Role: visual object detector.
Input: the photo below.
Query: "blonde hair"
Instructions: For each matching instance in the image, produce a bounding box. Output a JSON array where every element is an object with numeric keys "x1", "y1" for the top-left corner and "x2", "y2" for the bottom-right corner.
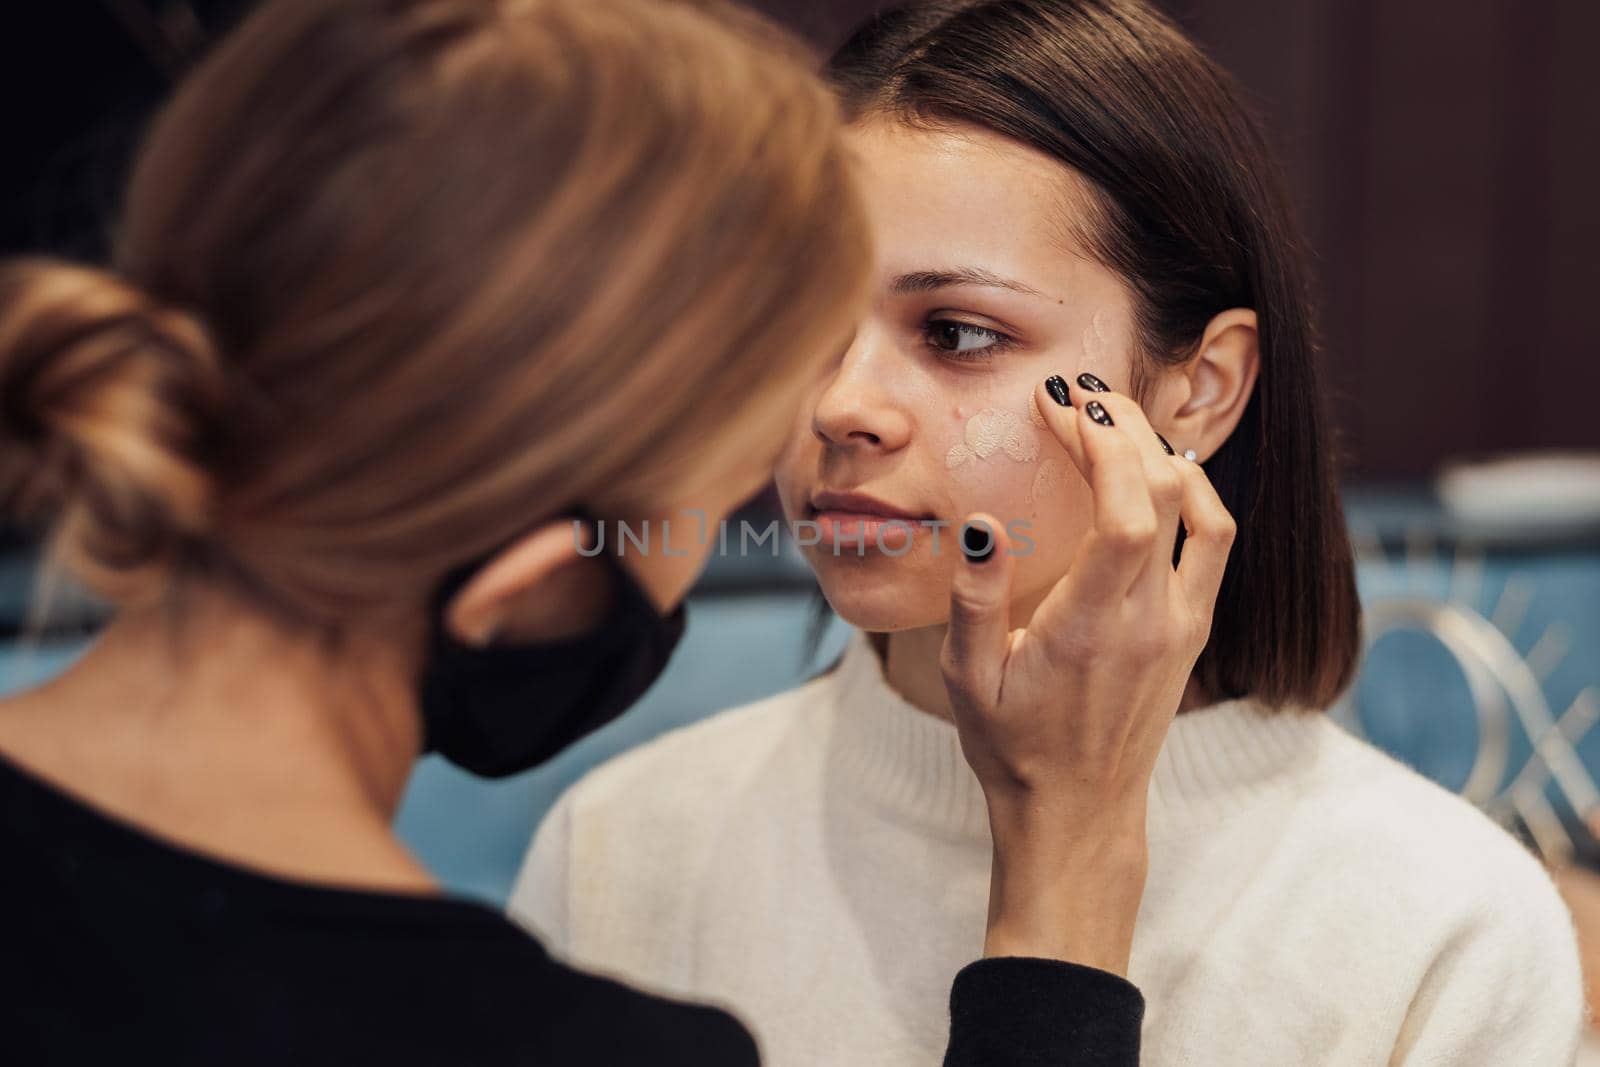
[{"x1": 0, "y1": 0, "x2": 869, "y2": 628}]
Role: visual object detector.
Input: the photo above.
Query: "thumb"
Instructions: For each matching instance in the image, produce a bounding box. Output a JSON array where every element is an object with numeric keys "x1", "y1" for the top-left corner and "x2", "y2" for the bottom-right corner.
[{"x1": 942, "y1": 512, "x2": 1015, "y2": 713}]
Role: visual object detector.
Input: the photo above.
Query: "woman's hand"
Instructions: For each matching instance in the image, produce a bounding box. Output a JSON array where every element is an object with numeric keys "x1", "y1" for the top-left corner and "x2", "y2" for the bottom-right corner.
[{"x1": 941, "y1": 374, "x2": 1236, "y2": 975}]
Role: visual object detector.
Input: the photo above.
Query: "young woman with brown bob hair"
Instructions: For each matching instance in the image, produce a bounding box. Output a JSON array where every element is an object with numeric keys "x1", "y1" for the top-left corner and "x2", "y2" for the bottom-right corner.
[
  {"x1": 0, "y1": 0, "x2": 1239, "y2": 1063},
  {"x1": 514, "y1": 1, "x2": 1586, "y2": 1063}
]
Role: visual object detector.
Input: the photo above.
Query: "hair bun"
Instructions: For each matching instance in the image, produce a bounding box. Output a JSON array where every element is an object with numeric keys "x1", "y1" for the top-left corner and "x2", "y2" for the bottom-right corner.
[{"x1": 0, "y1": 258, "x2": 225, "y2": 604}]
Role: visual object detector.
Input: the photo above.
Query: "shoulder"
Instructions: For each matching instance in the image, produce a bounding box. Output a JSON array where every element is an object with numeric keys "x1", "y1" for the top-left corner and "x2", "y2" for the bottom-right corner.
[
  {"x1": 1312, "y1": 734, "x2": 1591, "y2": 1054},
  {"x1": 394, "y1": 925, "x2": 760, "y2": 1064},
  {"x1": 1256, "y1": 722, "x2": 1586, "y2": 1053},
  {"x1": 1316, "y1": 727, "x2": 1555, "y2": 885},
  {"x1": 528, "y1": 949, "x2": 760, "y2": 1065},
  {"x1": 1309, "y1": 724, "x2": 1579, "y2": 964}
]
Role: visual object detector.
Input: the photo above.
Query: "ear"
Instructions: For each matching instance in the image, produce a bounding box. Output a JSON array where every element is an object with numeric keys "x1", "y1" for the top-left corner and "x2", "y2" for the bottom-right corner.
[
  {"x1": 1164, "y1": 308, "x2": 1260, "y2": 462},
  {"x1": 444, "y1": 520, "x2": 611, "y2": 646}
]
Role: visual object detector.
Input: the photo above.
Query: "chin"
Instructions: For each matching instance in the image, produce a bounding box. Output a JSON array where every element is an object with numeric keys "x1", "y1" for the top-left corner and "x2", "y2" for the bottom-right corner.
[{"x1": 810, "y1": 553, "x2": 950, "y2": 632}]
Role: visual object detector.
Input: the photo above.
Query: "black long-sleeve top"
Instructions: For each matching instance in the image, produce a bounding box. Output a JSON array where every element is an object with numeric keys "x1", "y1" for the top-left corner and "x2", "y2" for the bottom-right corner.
[{"x1": 0, "y1": 750, "x2": 1142, "y2": 1065}]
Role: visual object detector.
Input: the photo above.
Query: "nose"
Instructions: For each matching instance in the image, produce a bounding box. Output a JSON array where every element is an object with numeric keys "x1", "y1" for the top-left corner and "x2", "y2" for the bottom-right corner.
[{"x1": 810, "y1": 327, "x2": 913, "y2": 453}]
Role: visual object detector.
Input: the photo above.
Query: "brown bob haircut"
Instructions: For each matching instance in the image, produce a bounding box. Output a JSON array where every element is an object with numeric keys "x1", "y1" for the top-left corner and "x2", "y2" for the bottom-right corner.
[{"x1": 827, "y1": 0, "x2": 1361, "y2": 711}]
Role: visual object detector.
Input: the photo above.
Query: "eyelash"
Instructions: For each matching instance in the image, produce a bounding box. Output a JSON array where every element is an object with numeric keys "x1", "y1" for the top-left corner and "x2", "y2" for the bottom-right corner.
[{"x1": 923, "y1": 319, "x2": 1017, "y2": 364}]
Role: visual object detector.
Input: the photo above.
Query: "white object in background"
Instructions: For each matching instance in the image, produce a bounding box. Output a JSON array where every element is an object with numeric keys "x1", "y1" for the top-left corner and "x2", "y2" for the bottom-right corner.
[{"x1": 1437, "y1": 451, "x2": 1600, "y2": 530}]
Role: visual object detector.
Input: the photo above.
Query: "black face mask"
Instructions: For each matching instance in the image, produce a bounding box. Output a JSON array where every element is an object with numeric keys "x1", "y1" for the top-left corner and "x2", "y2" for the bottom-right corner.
[{"x1": 417, "y1": 517, "x2": 687, "y2": 778}]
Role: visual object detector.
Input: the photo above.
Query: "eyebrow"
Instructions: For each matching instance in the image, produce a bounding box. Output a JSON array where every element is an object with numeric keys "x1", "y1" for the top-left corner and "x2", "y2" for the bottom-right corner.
[{"x1": 889, "y1": 267, "x2": 1046, "y2": 299}]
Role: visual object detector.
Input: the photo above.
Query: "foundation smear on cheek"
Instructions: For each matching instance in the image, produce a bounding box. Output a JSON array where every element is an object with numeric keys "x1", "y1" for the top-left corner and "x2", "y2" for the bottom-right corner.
[
  {"x1": 946, "y1": 407, "x2": 1040, "y2": 469},
  {"x1": 1024, "y1": 396, "x2": 1060, "y2": 503},
  {"x1": 1082, "y1": 308, "x2": 1109, "y2": 362},
  {"x1": 1028, "y1": 458, "x2": 1067, "y2": 505}
]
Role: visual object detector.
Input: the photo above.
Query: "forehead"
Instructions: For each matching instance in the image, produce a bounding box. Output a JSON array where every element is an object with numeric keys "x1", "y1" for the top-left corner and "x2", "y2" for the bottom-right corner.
[{"x1": 843, "y1": 117, "x2": 1100, "y2": 292}]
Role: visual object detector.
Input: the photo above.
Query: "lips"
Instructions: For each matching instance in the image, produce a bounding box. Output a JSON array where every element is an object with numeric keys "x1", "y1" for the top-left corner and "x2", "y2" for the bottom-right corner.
[
  {"x1": 809, "y1": 490, "x2": 926, "y2": 521},
  {"x1": 807, "y1": 490, "x2": 931, "y2": 551}
]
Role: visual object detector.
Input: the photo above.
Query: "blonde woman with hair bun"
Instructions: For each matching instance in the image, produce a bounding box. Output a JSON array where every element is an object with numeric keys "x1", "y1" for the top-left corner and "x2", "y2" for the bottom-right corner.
[{"x1": 0, "y1": 0, "x2": 1231, "y2": 1063}]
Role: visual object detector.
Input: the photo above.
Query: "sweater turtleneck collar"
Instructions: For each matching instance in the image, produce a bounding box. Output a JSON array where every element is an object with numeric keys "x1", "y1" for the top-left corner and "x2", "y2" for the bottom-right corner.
[{"x1": 825, "y1": 630, "x2": 1340, "y2": 841}]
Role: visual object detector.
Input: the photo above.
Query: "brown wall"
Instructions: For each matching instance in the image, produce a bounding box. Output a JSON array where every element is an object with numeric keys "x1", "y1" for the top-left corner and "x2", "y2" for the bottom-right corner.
[
  {"x1": 7, "y1": 2, "x2": 1596, "y2": 482},
  {"x1": 751, "y1": 0, "x2": 1600, "y2": 480}
]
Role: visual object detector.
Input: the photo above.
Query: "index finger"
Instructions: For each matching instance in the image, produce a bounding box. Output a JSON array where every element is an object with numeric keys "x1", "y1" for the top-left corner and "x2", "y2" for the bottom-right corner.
[
  {"x1": 1032, "y1": 383, "x2": 1160, "y2": 607},
  {"x1": 1033, "y1": 377, "x2": 1086, "y2": 473}
]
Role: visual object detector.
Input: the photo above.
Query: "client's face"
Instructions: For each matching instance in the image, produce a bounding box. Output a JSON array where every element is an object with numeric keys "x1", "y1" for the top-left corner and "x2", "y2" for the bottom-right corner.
[{"x1": 774, "y1": 118, "x2": 1146, "y2": 631}]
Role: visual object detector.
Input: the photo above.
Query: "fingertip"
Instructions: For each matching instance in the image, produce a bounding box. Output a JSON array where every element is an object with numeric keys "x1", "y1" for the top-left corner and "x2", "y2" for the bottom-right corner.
[
  {"x1": 1041, "y1": 374, "x2": 1073, "y2": 409},
  {"x1": 1036, "y1": 376, "x2": 1089, "y2": 466},
  {"x1": 1075, "y1": 401, "x2": 1114, "y2": 448},
  {"x1": 958, "y1": 513, "x2": 1000, "y2": 564}
]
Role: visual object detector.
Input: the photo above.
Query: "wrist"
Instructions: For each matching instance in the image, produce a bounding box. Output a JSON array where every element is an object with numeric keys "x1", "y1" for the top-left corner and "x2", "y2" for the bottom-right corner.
[
  {"x1": 983, "y1": 860, "x2": 1147, "y2": 973},
  {"x1": 986, "y1": 792, "x2": 1150, "y2": 861},
  {"x1": 982, "y1": 811, "x2": 1150, "y2": 975}
]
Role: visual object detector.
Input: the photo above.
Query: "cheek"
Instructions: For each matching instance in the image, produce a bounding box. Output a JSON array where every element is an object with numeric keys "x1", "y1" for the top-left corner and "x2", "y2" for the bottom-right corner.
[
  {"x1": 936, "y1": 388, "x2": 1095, "y2": 602},
  {"x1": 1013, "y1": 475, "x2": 1094, "y2": 575},
  {"x1": 1082, "y1": 308, "x2": 1110, "y2": 362},
  {"x1": 938, "y1": 393, "x2": 1050, "y2": 523}
]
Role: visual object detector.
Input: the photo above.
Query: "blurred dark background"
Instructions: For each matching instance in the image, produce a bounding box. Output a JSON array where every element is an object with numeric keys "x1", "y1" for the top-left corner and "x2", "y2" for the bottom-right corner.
[{"x1": 6, "y1": 1, "x2": 1598, "y2": 480}]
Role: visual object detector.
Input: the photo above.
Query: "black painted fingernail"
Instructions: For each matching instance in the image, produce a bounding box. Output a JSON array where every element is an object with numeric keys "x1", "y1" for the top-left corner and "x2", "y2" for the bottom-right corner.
[
  {"x1": 1076, "y1": 372, "x2": 1110, "y2": 393},
  {"x1": 1085, "y1": 400, "x2": 1114, "y2": 426},
  {"x1": 961, "y1": 522, "x2": 994, "y2": 562},
  {"x1": 1044, "y1": 375, "x2": 1072, "y2": 407},
  {"x1": 1155, "y1": 431, "x2": 1175, "y2": 455}
]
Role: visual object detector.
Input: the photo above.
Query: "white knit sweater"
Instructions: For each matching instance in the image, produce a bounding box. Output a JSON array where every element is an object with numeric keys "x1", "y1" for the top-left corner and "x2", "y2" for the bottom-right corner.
[{"x1": 509, "y1": 631, "x2": 1587, "y2": 1066}]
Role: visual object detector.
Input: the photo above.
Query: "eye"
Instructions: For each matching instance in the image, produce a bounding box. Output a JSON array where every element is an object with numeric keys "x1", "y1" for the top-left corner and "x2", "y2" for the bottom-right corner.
[{"x1": 924, "y1": 319, "x2": 1015, "y2": 364}]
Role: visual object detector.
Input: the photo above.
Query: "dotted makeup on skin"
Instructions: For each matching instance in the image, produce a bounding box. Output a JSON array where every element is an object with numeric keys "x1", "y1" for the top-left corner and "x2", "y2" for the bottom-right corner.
[
  {"x1": 949, "y1": 414, "x2": 1030, "y2": 468},
  {"x1": 946, "y1": 407, "x2": 1040, "y2": 470},
  {"x1": 947, "y1": 443, "x2": 976, "y2": 469}
]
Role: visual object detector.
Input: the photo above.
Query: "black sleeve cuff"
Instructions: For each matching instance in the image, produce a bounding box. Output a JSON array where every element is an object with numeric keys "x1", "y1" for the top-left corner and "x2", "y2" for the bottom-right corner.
[{"x1": 943, "y1": 956, "x2": 1144, "y2": 1066}]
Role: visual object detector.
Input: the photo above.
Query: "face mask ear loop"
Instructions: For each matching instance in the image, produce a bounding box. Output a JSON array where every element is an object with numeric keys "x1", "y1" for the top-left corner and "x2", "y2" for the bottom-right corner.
[
  {"x1": 416, "y1": 507, "x2": 690, "y2": 777},
  {"x1": 446, "y1": 508, "x2": 604, "y2": 651}
]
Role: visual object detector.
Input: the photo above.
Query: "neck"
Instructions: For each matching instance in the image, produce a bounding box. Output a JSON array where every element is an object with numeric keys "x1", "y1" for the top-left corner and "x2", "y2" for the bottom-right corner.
[
  {"x1": 2, "y1": 585, "x2": 429, "y2": 888},
  {"x1": 882, "y1": 623, "x2": 1212, "y2": 722},
  {"x1": 115, "y1": 590, "x2": 420, "y2": 811}
]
